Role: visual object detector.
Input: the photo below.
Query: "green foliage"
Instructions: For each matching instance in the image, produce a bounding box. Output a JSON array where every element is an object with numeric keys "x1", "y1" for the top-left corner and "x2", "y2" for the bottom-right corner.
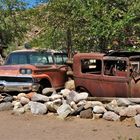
[
  {"x1": 37, "y1": 0, "x2": 140, "y2": 52},
  {"x1": 1, "y1": 0, "x2": 140, "y2": 53},
  {"x1": 0, "y1": 0, "x2": 27, "y2": 51}
]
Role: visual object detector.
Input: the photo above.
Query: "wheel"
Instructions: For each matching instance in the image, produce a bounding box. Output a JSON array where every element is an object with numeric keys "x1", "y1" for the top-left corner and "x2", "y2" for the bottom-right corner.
[{"x1": 76, "y1": 86, "x2": 91, "y2": 96}]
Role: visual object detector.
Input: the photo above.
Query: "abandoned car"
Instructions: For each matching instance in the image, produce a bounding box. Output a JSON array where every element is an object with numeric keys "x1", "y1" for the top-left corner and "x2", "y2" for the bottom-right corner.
[
  {"x1": 0, "y1": 49, "x2": 68, "y2": 92},
  {"x1": 73, "y1": 51, "x2": 140, "y2": 97}
]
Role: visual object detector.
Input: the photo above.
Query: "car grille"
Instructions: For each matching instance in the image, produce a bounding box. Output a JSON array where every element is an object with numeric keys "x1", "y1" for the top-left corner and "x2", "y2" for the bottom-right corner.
[{"x1": 0, "y1": 76, "x2": 33, "y2": 83}]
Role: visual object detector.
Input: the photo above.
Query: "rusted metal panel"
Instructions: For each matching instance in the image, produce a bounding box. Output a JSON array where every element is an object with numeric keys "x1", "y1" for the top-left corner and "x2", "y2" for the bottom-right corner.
[{"x1": 73, "y1": 52, "x2": 140, "y2": 97}]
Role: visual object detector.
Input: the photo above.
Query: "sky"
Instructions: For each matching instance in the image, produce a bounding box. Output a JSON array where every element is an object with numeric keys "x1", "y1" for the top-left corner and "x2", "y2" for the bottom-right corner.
[
  {"x1": 23, "y1": 0, "x2": 48, "y2": 8},
  {"x1": 24, "y1": 0, "x2": 38, "y2": 7}
]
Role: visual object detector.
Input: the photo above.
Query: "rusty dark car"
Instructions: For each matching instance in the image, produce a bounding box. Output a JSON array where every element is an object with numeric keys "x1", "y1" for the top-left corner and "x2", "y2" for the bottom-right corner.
[
  {"x1": 73, "y1": 51, "x2": 140, "y2": 97},
  {"x1": 0, "y1": 49, "x2": 68, "y2": 92}
]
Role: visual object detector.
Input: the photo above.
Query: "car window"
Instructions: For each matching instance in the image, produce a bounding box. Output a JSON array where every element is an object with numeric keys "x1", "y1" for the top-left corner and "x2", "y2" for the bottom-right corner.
[
  {"x1": 5, "y1": 52, "x2": 54, "y2": 65},
  {"x1": 54, "y1": 55, "x2": 63, "y2": 64},
  {"x1": 130, "y1": 62, "x2": 139, "y2": 72},
  {"x1": 62, "y1": 54, "x2": 68, "y2": 63},
  {"x1": 104, "y1": 60, "x2": 127, "y2": 77},
  {"x1": 54, "y1": 53, "x2": 68, "y2": 64},
  {"x1": 48, "y1": 55, "x2": 54, "y2": 63},
  {"x1": 81, "y1": 59, "x2": 102, "y2": 74},
  {"x1": 6, "y1": 53, "x2": 28, "y2": 64}
]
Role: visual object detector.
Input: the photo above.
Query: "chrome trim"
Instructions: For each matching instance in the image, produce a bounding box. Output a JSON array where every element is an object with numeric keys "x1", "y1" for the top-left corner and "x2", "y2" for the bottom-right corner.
[{"x1": 0, "y1": 81, "x2": 39, "y2": 92}]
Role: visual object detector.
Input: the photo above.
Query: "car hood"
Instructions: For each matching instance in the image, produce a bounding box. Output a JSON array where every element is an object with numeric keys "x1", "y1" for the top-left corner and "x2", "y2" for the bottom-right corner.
[
  {"x1": 0, "y1": 65, "x2": 36, "y2": 76},
  {"x1": 0, "y1": 64, "x2": 57, "y2": 76}
]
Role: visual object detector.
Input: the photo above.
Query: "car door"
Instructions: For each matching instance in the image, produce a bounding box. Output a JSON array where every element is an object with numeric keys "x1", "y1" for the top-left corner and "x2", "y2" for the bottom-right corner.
[
  {"x1": 52, "y1": 53, "x2": 68, "y2": 87},
  {"x1": 129, "y1": 56, "x2": 140, "y2": 97},
  {"x1": 76, "y1": 57, "x2": 103, "y2": 96},
  {"x1": 101, "y1": 56, "x2": 129, "y2": 97}
]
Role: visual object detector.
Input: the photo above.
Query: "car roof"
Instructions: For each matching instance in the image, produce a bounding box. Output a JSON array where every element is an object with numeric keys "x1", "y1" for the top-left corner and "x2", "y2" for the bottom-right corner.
[
  {"x1": 11, "y1": 49, "x2": 67, "y2": 54},
  {"x1": 74, "y1": 53, "x2": 105, "y2": 58},
  {"x1": 12, "y1": 49, "x2": 40, "y2": 53},
  {"x1": 105, "y1": 51, "x2": 140, "y2": 57}
]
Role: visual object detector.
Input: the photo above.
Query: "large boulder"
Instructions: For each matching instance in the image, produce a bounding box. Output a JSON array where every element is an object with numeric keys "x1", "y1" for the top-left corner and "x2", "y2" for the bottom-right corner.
[
  {"x1": 29, "y1": 101, "x2": 48, "y2": 115},
  {"x1": 20, "y1": 97, "x2": 30, "y2": 105},
  {"x1": 12, "y1": 101, "x2": 22, "y2": 110},
  {"x1": 70, "y1": 101, "x2": 78, "y2": 110},
  {"x1": 74, "y1": 92, "x2": 88, "y2": 103},
  {"x1": 57, "y1": 100, "x2": 72, "y2": 119},
  {"x1": 42, "y1": 88, "x2": 55, "y2": 96},
  {"x1": 65, "y1": 80, "x2": 75, "y2": 90},
  {"x1": 17, "y1": 93, "x2": 27, "y2": 100},
  {"x1": 70, "y1": 105, "x2": 84, "y2": 116},
  {"x1": 24, "y1": 104, "x2": 30, "y2": 112},
  {"x1": 91, "y1": 101, "x2": 104, "y2": 107},
  {"x1": 49, "y1": 93, "x2": 63, "y2": 101},
  {"x1": 3, "y1": 96, "x2": 13, "y2": 102},
  {"x1": 77, "y1": 100, "x2": 87, "y2": 107},
  {"x1": 60, "y1": 89, "x2": 71, "y2": 97},
  {"x1": 26, "y1": 92, "x2": 36, "y2": 99},
  {"x1": 103, "y1": 111, "x2": 120, "y2": 121},
  {"x1": 93, "y1": 113, "x2": 103, "y2": 119},
  {"x1": 0, "y1": 102, "x2": 13, "y2": 111},
  {"x1": 31, "y1": 93, "x2": 49, "y2": 102},
  {"x1": 93, "y1": 106, "x2": 107, "y2": 114},
  {"x1": 0, "y1": 94, "x2": 4, "y2": 102},
  {"x1": 105, "y1": 100, "x2": 118, "y2": 111},
  {"x1": 45, "y1": 102, "x2": 56, "y2": 112},
  {"x1": 134, "y1": 114, "x2": 140, "y2": 127},
  {"x1": 119, "y1": 106, "x2": 137, "y2": 117},
  {"x1": 128, "y1": 98, "x2": 140, "y2": 104},
  {"x1": 12, "y1": 107, "x2": 25, "y2": 115},
  {"x1": 45, "y1": 98, "x2": 62, "y2": 112},
  {"x1": 135, "y1": 105, "x2": 140, "y2": 114},
  {"x1": 112, "y1": 107, "x2": 125, "y2": 115},
  {"x1": 80, "y1": 108, "x2": 93, "y2": 119},
  {"x1": 117, "y1": 98, "x2": 135, "y2": 106},
  {"x1": 84, "y1": 101, "x2": 103, "y2": 109},
  {"x1": 45, "y1": 101, "x2": 60, "y2": 112},
  {"x1": 105, "y1": 100, "x2": 123, "y2": 114},
  {"x1": 65, "y1": 90, "x2": 77, "y2": 103},
  {"x1": 66, "y1": 91, "x2": 88, "y2": 103},
  {"x1": 53, "y1": 98, "x2": 62, "y2": 106}
]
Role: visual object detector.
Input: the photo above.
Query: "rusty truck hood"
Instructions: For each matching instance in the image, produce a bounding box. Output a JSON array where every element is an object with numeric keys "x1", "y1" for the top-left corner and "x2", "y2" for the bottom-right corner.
[
  {"x1": 0, "y1": 65, "x2": 36, "y2": 76},
  {"x1": 0, "y1": 64, "x2": 57, "y2": 76}
]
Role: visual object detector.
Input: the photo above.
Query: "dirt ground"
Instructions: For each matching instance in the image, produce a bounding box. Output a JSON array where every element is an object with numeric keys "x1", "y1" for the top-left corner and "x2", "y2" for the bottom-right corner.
[{"x1": 0, "y1": 111, "x2": 140, "y2": 140}]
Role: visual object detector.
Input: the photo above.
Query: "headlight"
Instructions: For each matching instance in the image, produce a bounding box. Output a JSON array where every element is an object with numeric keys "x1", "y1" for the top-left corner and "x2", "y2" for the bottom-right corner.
[
  {"x1": 20, "y1": 69, "x2": 26, "y2": 74},
  {"x1": 20, "y1": 68, "x2": 32, "y2": 74},
  {"x1": 26, "y1": 69, "x2": 32, "y2": 74}
]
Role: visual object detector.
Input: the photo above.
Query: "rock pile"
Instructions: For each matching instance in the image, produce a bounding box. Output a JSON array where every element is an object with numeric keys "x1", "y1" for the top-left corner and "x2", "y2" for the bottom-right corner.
[{"x1": 0, "y1": 83, "x2": 140, "y2": 127}]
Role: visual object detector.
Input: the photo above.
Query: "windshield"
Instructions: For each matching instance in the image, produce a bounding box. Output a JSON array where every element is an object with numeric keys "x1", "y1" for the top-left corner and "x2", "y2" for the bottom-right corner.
[{"x1": 5, "y1": 51, "x2": 54, "y2": 65}]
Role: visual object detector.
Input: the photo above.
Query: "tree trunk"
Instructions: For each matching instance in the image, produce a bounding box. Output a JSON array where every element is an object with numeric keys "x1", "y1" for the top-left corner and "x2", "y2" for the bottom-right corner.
[
  {"x1": 99, "y1": 36, "x2": 108, "y2": 53},
  {"x1": 66, "y1": 28, "x2": 72, "y2": 59}
]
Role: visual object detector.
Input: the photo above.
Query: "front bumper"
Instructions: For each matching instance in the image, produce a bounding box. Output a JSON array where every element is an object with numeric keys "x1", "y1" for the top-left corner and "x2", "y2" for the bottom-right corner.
[
  {"x1": 0, "y1": 82, "x2": 39, "y2": 92},
  {"x1": 0, "y1": 76, "x2": 40, "y2": 92}
]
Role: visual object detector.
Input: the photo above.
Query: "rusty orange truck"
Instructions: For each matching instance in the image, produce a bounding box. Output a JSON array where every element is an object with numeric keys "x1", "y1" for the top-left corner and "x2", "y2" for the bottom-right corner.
[{"x1": 0, "y1": 49, "x2": 68, "y2": 93}]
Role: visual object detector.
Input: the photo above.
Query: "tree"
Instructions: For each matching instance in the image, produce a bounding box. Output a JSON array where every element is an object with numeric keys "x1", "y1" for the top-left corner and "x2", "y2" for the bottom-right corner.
[
  {"x1": 0, "y1": 0, "x2": 27, "y2": 56},
  {"x1": 38, "y1": 0, "x2": 140, "y2": 52}
]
